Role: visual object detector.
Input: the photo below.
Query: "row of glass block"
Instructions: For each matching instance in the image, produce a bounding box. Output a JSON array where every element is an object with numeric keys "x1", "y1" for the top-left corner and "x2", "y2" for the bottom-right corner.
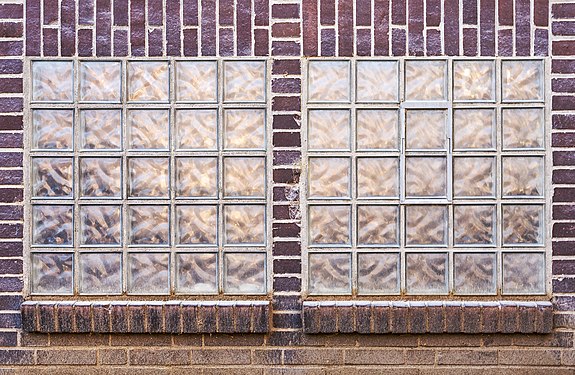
[
  {"x1": 308, "y1": 252, "x2": 545, "y2": 295},
  {"x1": 31, "y1": 252, "x2": 266, "y2": 295}
]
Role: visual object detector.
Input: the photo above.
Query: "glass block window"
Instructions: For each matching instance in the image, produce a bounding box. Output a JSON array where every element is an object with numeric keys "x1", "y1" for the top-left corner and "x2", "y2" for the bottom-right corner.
[
  {"x1": 304, "y1": 59, "x2": 548, "y2": 296},
  {"x1": 28, "y1": 59, "x2": 269, "y2": 295}
]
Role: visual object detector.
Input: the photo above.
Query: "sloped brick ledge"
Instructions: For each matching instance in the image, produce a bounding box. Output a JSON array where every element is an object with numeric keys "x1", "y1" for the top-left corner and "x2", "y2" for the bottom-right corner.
[
  {"x1": 21, "y1": 301, "x2": 270, "y2": 334},
  {"x1": 303, "y1": 301, "x2": 553, "y2": 334}
]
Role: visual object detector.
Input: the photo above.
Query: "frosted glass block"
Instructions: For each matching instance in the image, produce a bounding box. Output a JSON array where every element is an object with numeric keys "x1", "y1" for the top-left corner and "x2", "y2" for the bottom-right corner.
[
  {"x1": 406, "y1": 253, "x2": 448, "y2": 294},
  {"x1": 224, "y1": 109, "x2": 266, "y2": 149},
  {"x1": 453, "y1": 157, "x2": 495, "y2": 197},
  {"x1": 309, "y1": 205, "x2": 350, "y2": 245},
  {"x1": 32, "y1": 109, "x2": 73, "y2": 149},
  {"x1": 503, "y1": 205, "x2": 544, "y2": 245},
  {"x1": 128, "y1": 158, "x2": 169, "y2": 197},
  {"x1": 176, "y1": 109, "x2": 217, "y2": 150},
  {"x1": 502, "y1": 60, "x2": 543, "y2": 101},
  {"x1": 309, "y1": 253, "x2": 351, "y2": 294},
  {"x1": 405, "y1": 110, "x2": 447, "y2": 150},
  {"x1": 406, "y1": 205, "x2": 447, "y2": 246},
  {"x1": 80, "y1": 205, "x2": 122, "y2": 245},
  {"x1": 127, "y1": 109, "x2": 169, "y2": 149},
  {"x1": 127, "y1": 61, "x2": 169, "y2": 101},
  {"x1": 357, "y1": 158, "x2": 399, "y2": 198},
  {"x1": 32, "y1": 61, "x2": 73, "y2": 102},
  {"x1": 32, "y1": 205, "x2": 73, "y2": 246},
  {"x1": 308, "y1": 60, "x2": 351, "y2": 102},
  {"x1": 356, "y1": 110, "x2": 398, "y2": 150},
  {"x1": 128, "y1": 206, "x2": 169, "y2": 245},
  {"x1": 405, "y1": 60, "x2": 446, "y2": 100},
  {"x1": 224, "y1": 157, "x2": 266, "y2": 198},
  {"x1": 356, "y1": 60, "x2": 399, "y2": 102},
  {"x1": 502, "y1": 108, "x2": 544, "y2": 149},
  {"x1": 454, "y1": 253, "x2": 496, "y2": 294},
  {"x1": 453, "y1": 109, "x2": 495, "y2": 149},
  {"x1": 223, "y1": 60, "x2": 266, "y2": 102},
  {"x1": 176, "y1": 157, "x2": 218, "y2": 197},
  {"x1": 176, "y1": 205, "x2": 217, "y2": 245},
  {"x1": 503, "y1": 253, "x2": 545, "y2": 294},
  {"x1": 453, "y1": 60, "x2": 495, "y2": 101},
  {"x1": 32, "y1": 157, "x2": 73, "y2": 197},
  {"x1": 358, "y1": 253, "x2": 400, "y2": 294},
  {"x1": 80, "y1": 158, "x2": 122, "y2": 198},
  {"x1": 79, "y1": 61, "x2": 122, "y2": 102},
  {"x1": 31, "y1": 253, "x2": 73, "y2": 294},
  {"x1": 454, "y1": 205, "x2": 496, "y2": 245},
  {"x1": 128, "y1": 253, "x2": 169, "y2": 294},
  {"x1": 308, "y1": 157, "x2": 350, "y2": 198},
  {"x1": 405, "y1": 157, "x2": 447, "y2": 197},
  {"x1": 308, "y1": 110, "x2": 350, "y2": 150},
  {"x1": 176, "y1": 253, "x2": 218, "y2": 293},
  {"x1": 224, "y1": 253, "x2": 266, "y2": 294},
  {"x1": 79, "y1": 253, "x2": 122, "y2": 294},
  {"x1": 224, "y1": 205, "x2": 265, "y2": 245},
  {"x1": 357, "y1": 205, "x2": 399, "y2": 246},
  {"x1": 175, "y1": 61, "x2": 218, "y2": 102},
  {"x1": 502, "y1": 156, "x2": 544, "y2": 197},
  {"x1": 80, "y1": 109, "x2": 122, "y2": 150}
]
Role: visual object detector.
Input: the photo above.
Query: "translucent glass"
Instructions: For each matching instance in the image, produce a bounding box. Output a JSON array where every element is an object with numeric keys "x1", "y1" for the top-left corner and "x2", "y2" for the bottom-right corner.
[
  {"x1": 405, "y1": 60, "x2": 446, "y2": 100},
  {"x1": 502, "y1": 205, "x2": 544, "y2": 245},
  {"x1": 405, "y1": 110, "x2": 446, "y2": 150},
  {"x1": 176, "y1": 205, "x2": 217, "y2": 245},
  {"x1": 405, "y1": 157, "x2": 447, "y2": 197},
  {"x1": 358, "y1": 253, "x2": 400, "y2": 294},
  {"x1": 128, "y1": 158, "x2": 169, "y2": 198},
  {"x1": 80, "y1": 158, "x2": 122, "y2": 198},
  {"x1": 502, "y1": 60, "x2": 543, "y2": 101},
  {"x1": 224, "y1": 205, "x2": 265, "y2": 245},
  {"x1": 176, "y1": 109, "x2": 217, "y2": 150},
  {"x1": 80, "y1": 205, "x2": 122, "y2": 245},
  {"x1": 224, "y1": 157, "x2": 266, "y2": 198},
  {"x1": 32, "y1": 205, "x2": 73, "y2": 246},
  {"x1": 453, "y1": 109, "x2": 495, "y2": 149},
  {"x1": 127, "y1": 109, "x2": 169, "y2": 149},
  {"x1": 79, "y1": 61, "x2": 122, "y2": 102},
  {"x1": 127, "y1": 253, "x2": 169, "y2": 294},
  {"x1": 356, "y1": 60, "x2": 399, "y2": 102},
  {"x1": 502, "y1": 156, "x2": 544, "y2": 197},
  {"x1": 453, "y1": 205, "x2": 496, "y2": 245},
  {"x1": 224, "y1": 109, "x2": 266, "y2": 149},
  {"x1": 357, "y1": 158, "x2": 399, "y2": 198},
  {"x1": 502, "y1": 108, "x2": 544, "y2": 149},
  {"x1": 308, "y1": 60, "x2": 351, "y2": 102},
  {"x1": 309, "y1": 205, "x2": 350, "y2": 245},
  {"x1": 454, "y1": 253, "x2": 496, "y2": 295},
  {"x1": 357, "y1": 205, "x2": 399, "y2": 246},
  {"x1": 31, "y1": 253, "x2": 73, "y2": 294},
  {"x1": 308, "y1": 253, "x2": 351, "y2": 294},
  {"x1": 128, "y1": 206, "x2": 169, "y2": 245},
  {"x1": 308, "y1": 157, "x2": 350, "y2": 198},
  {"x1": 32, "y1": 109, "x2": 73, "y2": 149},
  {"x1": 224, "y1": 253, "x2": 266, "y2": 293},
  {"x1": 32, "y1": 61, "x2": 73, "y2": 102},
  {"x1": 308, "y1": 110, "x2": 350, "y2": 150},
  {"x1": 453, "y1": 60, "x2": 495, "y2": 101},
  {"x1": 127, "y1": 61, "x2": 169, "y2": 101},
  {"x1": 356, "y1": 110, "x2": 398, "y2": 150},
  {"x1": 79, "y1": 253, "x2": 122, "y2": 294},
  {"x1": 453, "y1": 157, "x2": 495, "y2": 197},
  {"x1": 405, "y1": 205, "x2": 447, "y2": 246},
  {"x1": 32, "y1": 157, "x2": 73, "y2": 197},
  {"x1": 175, "y1": 61, "x2": 218, "y2": 102},
  {"x1": 503, "y1": 253, "x2": 545, "y2": 294},
  {"x1": 80, "y1": 109, "x2": 122, "y2": 150},
  {"x1": 223, "y1": 60, "x2": 266, "y2": 102},
  {"x1": 406, "y1": 253, "x2": 448, "y2": 294},
  {"x1": 176, "y1": 157, "x2": 218, "y2": 197},
  {"x1": 176, "y1": 253, "x2": 218, "y2": 293}
]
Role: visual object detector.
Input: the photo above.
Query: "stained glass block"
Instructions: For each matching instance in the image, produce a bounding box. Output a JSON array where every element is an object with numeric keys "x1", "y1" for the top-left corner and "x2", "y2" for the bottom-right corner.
[
  {"x1": 79, "y1": 253, "x2": 122, "y2": 294},
  {"x1": 502, "y1": 205, "x2": 544, "y2": 245},
  {"x1": 80, "y1": 109, "x2": 122, "y2": 150},
  {"x1": 176, "y1": 109, "x2": 217, "y2": 150},
  {"x1": 32, "y1": 205, "x2": 73, "y2": 246},
  {"x1": 453, "y1": 157, "x2": 495, "y2": 197},
  {"x1": 32, "y1": 109, "x2": 73, "y2": 149},
  {"x1": 356, "y1": 110, "x2": 398, "y2": 150},
  {"x1": 405, "y1": 110, "x2": 447, "y2": 150},
  {"x1": 308, "y1": 60, "x2": 351, "y2": 102},
  {"x1": 502, "y1": 156, "x2": 544, "y2": 197},
  {"x1": 79, "y1": 61, "x2": 122, "y2": 102},
  {"x1": 128, "y1": 206, "x2": 169, "y2": 245},
  {"x1": 405, "y1": 60, "x2": 447, "y2": 100},
  {"x1": 127, "y1": 109, "x2": 170, "y2": 149},
  {"x1": 357, "y1": 205, "x2": 399, "y2": 246},
  {"x1": 309, "y1": 205, "x2": 351, "y2": 245},
  {"x1": 223, "y1": 60, "x2": 266, "y2": 102},
  {"x1": 176, "y1": 157, "x2": 218, "y2": 198},
  {"x1": 502, "y1": 60, "x2": 543, "y2": 101},
  {"x1": 176, "y1": 205, "x2": 217, "y2": 245},
  {"x1": 453, "y1": 60, "x2": 495, "y2": 101},
  {"x1": 309, "y1": 253, "x2": 351, "y2": 294},
  {"x1": 358, "y1": 253, "x2": 400, "y2": 294},
  {"x1": 80, "y1": 205, "x2": 122, "y2": 245},
  {"x1": 357, "y1": 158, "x2": 399, "y2": 198},
  {"x1": 127, "y1": 61, "x2": 169, "y2": 101},
  {"x1": 224, "y1": 253, "x2": 266, "y2": 294},
  {"x1": 128, "y1": 253, "x2": 169, "y2": 294},
  {"x1": 406, "y1": 253, "x2": 448, "y2": 294},
  {"x1": 453, "y1": 109, "x2": 495, "y2": 149},
  {"x1": 224, "y1": 205, "x2": 265, "y2": 245},
  {"x1": 308, "y1": 157, "x2": 350, "y2": 198},
  {"x1": 454, "y1": 253, "x2": 496, "y2": 295},
  {"x1": 405, "y1": 205, "x2": 447, "y2": 246},
  {"x1": 356, "y1": 60, "x2": 399, "y2": 102},
  {"x1": 503, "y1": 253, "x2": 545, "y2": 294},
  {"x1": 32, "y1": 61, "x2": 73, "y2": 102},
  {"x1": 224, "y1": 109, "x2": 266, "y2": 149},
  {"x1": 80, "y1": 158, "x2": 122, "y2": 198},
  {"x1": 453, "y1": 205, "x2": 496, "y2": 245},
  {"x1": 175, "y1": 61, "x2": 218, "y2": 102},
  {"x1": 128, "y1": 158, "x2": 169, "y2": 198},
  {"x1": 405, "y1": 157, "x2": 447, "y2": 197},
  {"x1": 176, "y1": 253, "x2": 218, "y2": 293},
  {"x1": 31, "y1": 253, "x2": 73, "y2": 294},
  {"x1": 502, "y1": 108, "x2": 544, "y2": 149},
  {"x1": 32, "y1": 157, "x2": 73, "y2": 197},
  {"x1": 224, "y1": 157, "x2": 266, "y2": 198}
]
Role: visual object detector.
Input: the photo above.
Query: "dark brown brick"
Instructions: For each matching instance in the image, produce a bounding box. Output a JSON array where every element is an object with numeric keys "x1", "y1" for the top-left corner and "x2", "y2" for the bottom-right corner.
[
  {"x1": 273, "y1": 114, "x2": 300, "y2": 129},
  {"x1": 110, "y1": 303, "x2": 128, "y2": 333},
  {"x1": 274, "y1": 150, "x2": 301, "y2": 165},
  {"x1": 183, "y1": 0, "x2": 198, "y2": 25},
  {"x1": 92, "y1": 303, "x2": 110, "y2": 332},
  {"x1": 553, "y1": 3, "x2": 575, "y2": 18},
  {"x1": 127, "y1": 305, "x2": 145, "y2": 333},
  {"x1": 272, "y1": 167, "x2": 300, "y2": 183},
  {"x1": 554, "y1": 41, "x2": 575, "y2": 56},
  {"x1": 197, "y1": 303, "x2": 216, "y2": 332},
  {"x1": 183, "y1": 28, "x2": 198, "y2": 56},
  {"x1": 518, "y1": 305, "x2": 536, "y2": 333},
  {"x1": 500, "y1": 303, "x2": 518, "y2": 333},
  {"x1": 321, "y1": 28, "x2": 336, "y2": 56},
  {"x1": 26, "y1": 0, "x2": 41, "y2": 56},
  {"x1": 444, "y1": 0, "x2": 459, "y2": 55},
  {"x1": 426, "y1": 28, "x2": 441, "y2": 56},
  {"x1": 80, "y1": 0, "x2": 94, "y2": 24},
  {"x1": 0, "y1": 242, "x2": 21, "y2": 257},
  {"x1": 498, "y1": 28, "x2": 513, "y2": 56},
  {"x1": 166, "y1": 0, "x2": 181, "y2": 55},
  {"x1": 273, "y1": 258, "x2": 301, "y2": 274},
  {"x1": 234, "y1": 303, "x2": 252, "y2": 333},
  {"x1": 56, "y1": 303, "x2": 73, "y2": 332},
  {"x1": 427, "y1": 303, "x2": 444, "y2": 333},
  {"x1": 515, "y1": 0, "x2": 530, "y2": 56},
  {"x1": 337, "y1": 304, "x2": 355, "y2": 333},
  {"x1": 272, "y1": 78, "x2": 301, "y2": 94},
  {"x1": 165, "y1": 302, "x2": 181, "y2": 334},
  {"x1": 555, "y1": 188, "x2": 575, "y2": 202},
  {"x1": 21, "y1": 303, "x2": 37, "y2": 332},
  {"x1": 391, "y1": 0, "x2": 405, "y2": 24},
  {"x1": 273, "y1": 276, "x2": 301, "y2": 292},
  {"x1": 0, "y1": 22, "x2": 22, "y2": 38},
  {"x1": 272, "y1": 41, "x2": 300, "y2": 56},
  {"x1": 463, "y1": 305, "x2": 481, "y2": 333},
  {"x1": 73, "y1": 303, "x2": 91, "y2": 333},
  {"x1": 113, "y1": 29, "x2": 128, "y2": 56},
  {"x1": 554, "y1": 170, "x2": 575, "y2": 184},
  {"x1": 463, "y1": 27, "x2": 478, "y2": 56},
  {"x1": 553, "y1": 114, "x2": 575, "y2": 129},
  {"x1": 554, "y1": 223, "x2": 575, "y2": 239},
  {"x1": 273, "y1": 22, "x2": 300, "y2": 38},
  {"x1": 374, "y1": 0, "x2": 389, "y2": 55},
  {"x1": 408, "y1": 304, "x2": 426, "y2": 333},
  {"x1": 390, "y1": 303, "x2": 407, "y2": 334},
  {"x1": 317, "y1": 304, "x2": 336, "y2": 333},
  {"x1": 273, "y1": 131, "x2": 301, "y2": 147},
  {"x1": 408, "y1": 0, "x2": 424, "y2": 56},
  {"x1": 392, "y1": 28, "x2": 406, "y2": 56},
  {"x1": 372, "y1": 303, "x2": 390, "y2": 333},
  {"x1": 254, "y1": 0, "x2": 268, "y2": 25},
  {"x1": 148, "y1": 28, "x2": 163, "y2": 56},
  {"x1": 356, "y1": 28, "x2": 371, "y2": 56},
  {"x1": 78, "y1": 28, "x2": 93, "y2": 56},
  {"x1": 272, "y1": 59, "x2": 300, "y2": 75},
  {"x1": 252, "y1": 303, "x2": 269, "y2": 333},
  {"x1": 0, "y1": 189, "x2": 22, "y2": 203},
  {"x1": 0, "y1": 259, "x2": 21, "y2": 274},
  {"x1": 43, "y1": 28, "x2": 58, "y2": 56},
  {"x1": 273, "y1": 313, "x2": 302, "y2": 329},
  {"x1": 303, "y1": 304, "x2": 320, "y2": 333},
  {"x1": 38, "y1": 303, "x2": 56, "y2": 333},
  {"x1": 355, "y1": 304, "x2": 371, "y2": 334},
  {"x1": 272, "y1": 241, "x2": 301, "y2": 256},
  {"x1": 236, "y1": 0, "x2": 252, "y2": 55},
  {"x1": 320, "y1": 0, "x2": 335, "y2": 25},
  {"x1": 553, "y1": 132, "x2": 575, "y2": 147},
  {"x1": 553, "y1": 240, "x2": 575, "y2": 256},
  {"x1": 445, "y1": 304, "x2": 462, "y2": 333},
  {"x1": 201, "y1": 0, "x2": 216, "y2": 55},
  {"x1": 0, "y1": 98, "x2": 22, "y2": 112},
  {"x1": 182, "y1": 303, "x2": 198, "y2": 333},
  {"x1": 0, "y1": 116, "x2": 22, "y2": 131},
  {"x1": 216, "y1": 303, "x2": 234, "y2": 333},
  {"x1": 146, "y1": 304, "x2": 163, "y2": 333},
  {"x1": 254, "y1": 28, "x2": 269, "y2": 56}
]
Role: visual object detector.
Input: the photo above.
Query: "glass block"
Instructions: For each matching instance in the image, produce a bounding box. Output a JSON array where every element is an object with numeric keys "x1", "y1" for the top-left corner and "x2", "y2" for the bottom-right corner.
[
  {"x1": 176, "y1": 253, "x2": 218, "y2": 293},
  {"x1": 176, "y1": 109, "x2": 217, "y2": 150},
  {"x1": 453, "y1": 205, "x2": 496, "y2": 245},
  {"x1": 405, "y1": 110, "x2": 447, "y2": 150},
  {"x1": 356, "y1": 110, "x2": 398, "y2": 150},
  {"x1": 308, "y1": 110, "x2": 350, "y2": 150},
  {"x1": 127, "y1": 109, "x2": 169, "y2": 149},
  {"x1": 32, "y1": 109, "x2": 73, "y2": 149},
  {"x1": 453, "y1": 157, "x2": 495, "y2": 197},
  {"x1": 356, "y1": 60, "x2": 399, "y2": 102},
  {"x1": 454, "y1": 253, "x2": 496, "y2": 295},
  {"x1": 502, "y1": 156, "x2": 544, "y2": 197},
  {"x1": 175, "y1": 61, "x2": 218, "y2": 102},
  {"x1": 224, "y1": 109, "x2": 266, "y2": 149},
  {"x1": 80, "y1": 205, "x2": 122, "y2": 245},
  {"x1": 176, "y1": 157, "x2": 218, "y2": 198},
  {"x1": 308, "y1": 253, "x2": 351, "y2": 294},
  {"x1": 224, "y1": 253, "x2": 266, "y2": 294},
  {"x1": 32, "y1": 157, "x2": 73, "y2": 197},
  {"x1": 405, "y1": 205, "x2": 447, "y2": 246},
  {"x1": 502, "y1": 108, "x2": 544, "y2": 149},
  {"x1": 127, "y1": 253, "x2": 169, "y2": 294},
  {"x1": 406, "y1": 253, "x2": 448, "y2": 294},
  {"x1": 503, "y1": 253, "x2": 545, "y2": 294},
  {"x1": 308, "y1": 60, "x2": 351, "y2": 102},
  {"x1": 309, "y1": 205, "x2": 351, "y2": 245},
  {"x1": 502, "y1": 60, "x2": 544, "y2": 101},
  {"x1": 32, "y1": 205, "x2": 73, "y2": 246},
  {"x1": 224, "y1": 205, "x2": 265, "y2": 245},
  {"x1": 80, "y1": 109, "x2": 122, "y2": 150},
  {"x1": 224, "y1": 157, "x2": 266, "y2": 198},
  {"x1": 405, "y1": 157, "x2": 447, "y2": 198},
  {"x1": 32, "y1": 61, "x2": 73, "y2": 102},
  {"x1": 223, "y1": 60, "x2": 266, "y2": 102},
  {"x1": 79, "y1": 61, "x2": 122, "y2": 102},
  {"x1": 128, "y1": 158, "x2": 169, "y2": 197},
  {"x1": 405, "y1": 60, "x2": 447, "y2": 101},
  {"x1": 453, "y1": 60, "x2": 495, "y2": 101},
  {"x1": 453, "y1": 109, "x2": 495, "y2": 149},
  {"x1": 80, "y1": 158, "x2": 122, "y2": 198},
  {"x1": 308, "y1": 157, "x2": 350, "y2": 198},
  {"x1": 79, "y1": 253, "x2": 122, "y2": 294},
  {"x1": 358, "y1": 253, "x2": 400, "y2": 294},
  {"x1": 357, "y1": 158, "x2": 399, "y2": 198},
  {"x1": 127, "y1": 61, "x2": 169, "y2": 102},
  {"x1": 128, "y1": 205, "x2": 169, "y2": 245},
  {"x1": 31, "y1": 253, "x2": 73, "y2": 294},
  {"x1": 502, "y1": 205, "x2": 544, "y2": 245},
  {"x1": 176, "y1": 205, "x2": 217, "y2": 245},
  {"x1": 357, "y1": 205, "x2": 399, "y2": 246}
]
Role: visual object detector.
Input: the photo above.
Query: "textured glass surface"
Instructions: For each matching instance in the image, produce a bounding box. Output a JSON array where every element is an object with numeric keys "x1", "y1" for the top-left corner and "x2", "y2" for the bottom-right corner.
[
  {"x1": 128, "y1": 158, "x2": 169, "y2": 197},
  {"x1": 356, "y1": 110, "x2": 398, "y2": 150},
  {"x1": 453, "y1": 157, "x2": 495, "y2": 197},
  {"x1": 406, "y1": 205, "x2": 447, "y2": 246},
  {"x1": 503, "y1": 253, "x2": 545, "y2": 294},
  {"x1": 176, "y1": 157, "x2": 217, "y2": 197},
  {"x1": 32, "y1": 253, "x2": 73, "y2": 294},
  {"x1": 358, "y1": 253, "x2": 400, "y2": 294},
  {"x1": 224, "y1": 109, "x2": 266, "y2": 149},
  {"x1": 357, "y1": 205, "x2": 399, "y2": 245},
  {"x1": 32, "y1": 205, "x2": 73, "y2": 246},
  {"x1": 224, "y1": 61, "x2": 266, "y2": 102},
  {"x1": 309, "y1": 205, "x2": 350, "y2": 245},
  {"x1": 356, "y1": 60, "x2": 399, "y2": 102},
  {"x1": 454, "y1": 205, "x2": 496, "y2": 245},
  {"x1": 502, "y1": 156, "x2": 544, "y2": 197},
  {"x1": 224, "y1": 205, "x2": 265, "y2": 245},
  {"x1": 80, "y1": 109, "x2": 121, "y2": 150},
  {"x1": 128, "y1": 206, "x2": 169, "y2": 245},
  {"x1": 357, "y1": 158, "x2": 399, "y2": 198},
  {"x1": 79, "y1": 253, "x2": 122, "y2": 294},
  {"x1": 79, "y1": 61, "x2": 122, "y2": 102},
  {"x1": 502, "y1": 60, "x2": 543, "y2": 101},
  {"x1": 454, "y1": 253, "x2": 496, "y2": 294},
  {"x1": 176, "y1": 253, "x2": 218, "y2": 293},
  {"x1": 405, "y1": 110, "x2": 446, "y2": 149},
  {"x1": 502, "y1": 108, "x2": 544, "y2": 149},
  {"x1": 453, "y1": 60, "x2": 495, "y2": 101},
  {"x1": 128, "y1": 253, "x2": 169, "y2": 294},
  {"x1": 32, "y1": 61, "x2": 73, "y2": 102},
  {"x1": 405, "y1": 60, "x2": 446, "y2": 100},
  {"x1": 503, "y1": 205, "x2": 544, "y2": 245},
  {"x1": 32, "y1": 157, "x2": 73, "y2": 197},
  {"x1": 176, "y1": 61, "x2": 218, "y2": 102},
  {"x1": 176, "y1": 205, "x2": 217, "y2": 245},
  {"x1": 308, "y1": 157, "x2": 350, "y2": 198},
  {"x1": 175, "y1": 109, "x2": 217, "y2": 150},
  {"x1": 127, "y1": 61, "x2": 169, "y2": 101},
  {"x1": 224, "y1": 253, "x2": 266, "y2": 293},
  {"x1": 80, "y1": 158, "x2": 122, "y2": 198},
  {"x1": 406, "y1": 253, "x2": 448, "y2": 294},
  {"x1": 405, "y1": 157, "x2": 447, "y2": 197},
  {"x1": 453, "y1": 109, "x2": 495, "y2": 149},
  {"x1": 224, "y1": 157, "x2": 266, "y2": 198},
  {"x1": 32, "y1": 109, "x2": 73, "y2": 149},
  {"x1": 80, "y1": 205, "x2": 121, "y2": 245},
  {"x1": 127, "y1": 109, "x2": 169, "y2": 149},
  {"x1": 308, "y1": 110, "x2": 350, "y2": 150},
  {"x1": 309, "y1": 253, "x2": 351, "y2": 294},
  {"x1": 308, "y1": 60, "x2": 351, "y2": 102}
]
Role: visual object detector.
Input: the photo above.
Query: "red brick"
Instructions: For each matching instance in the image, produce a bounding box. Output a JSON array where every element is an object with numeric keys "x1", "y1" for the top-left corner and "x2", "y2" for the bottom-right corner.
[
  {"x1": 338, "y1": 0, "x2": 353, "y2": 56},
  {"x1": 408, "y1": 0, "x2": 424, "y2": 55},
  {"x1": 272, "y1": 241, "x2": 301, "y2": 256},
  {"x1": 553, "y1": 3, "x2": 575, "y2": 19},
  {"x1": 426, "y1": 0, "x2": 440, "y2": 26},
  {"x1": 515, "y1": 0, "x2": 531, "y2": 56},
  {"x1": 272, "y1": 78, "x2": 301, "y2": 94},
  {"x1": 43, "y1": 0, "x2": 58, "y2": 24},
  {"x1": 321, "y1": 0, "x2": 335, "y2": 25},
  {"x1": 0, "y1": 22, "x2": 22, "y2": 37},
  {"x1": 237, "y1": 0, "x2": 252, "y2": 55},
  {"x1": 96, "y1": 0, "x2": 112, "y2": 56},
  {"x1": 463, "y1": 0, "x2": 477, "y2": 24},
  {"x1": 273, "y1": 22, "x2": 300, "y2": 38},
  {"x1": 273, "y1": 276, "x2": 301, "y2": 292},
  {"x1": 272, "y1": 3, "x2": 299, "y2": 18},
  {"x1": 534, "y1": 0, "x2": 548, "y2": 26},
  {"x1": 374, "y1": 0, "x2": 389, "y2": 55},
  {"x1": 444, "y1": 0, "x2": 459, "y2": 55},
  {"x1": 80, "y1": 0, "x2": 94, "y2": 24},
  {"x1": 201, "y1": 0, "x2": 216, "y2": 55},
  {"x1": 553, "y1": 96, "x2": 575, "y2": 111},
  {"x1": 254, "y1": 0, "x2": 268, "y2": 26},
  {"x1": 356, "y1": 0, "x2": 371, "y2": 26},
  {"x1": 321, "y1": 28, "x2": 336, "y2": 56},
  {"x1": 130, "y1": 0, "x2": 145, "y2": 56},
  {"x1": 499, "y1": 0, "x2": 513, "y2": 25},
  {"x1": 392, "y1": 28, "x2": 406, "y2": 55},
  {"x1": 0, "y1": 4, "x2": 23, "y2": 19},
  {"x1": 272, "y1": 96, "x2": 300, "y2": 111},
  {"x1": 272, "y1": 59, "x2": 300, "y2": 75},
  {"x1": 303, "y1": 0, "x2": 318, "y2": 56},
  {"x1": 183, "y1": 0, "x2": 198, "y2": 25},
  {"x1": 254, "y1": 28, "x2": 269, "y2": 56},
  {"x1": 480, "y1": 0, "x2": 495, "y2": 56},
  {"x1": 166, "y1": 0, "x2": 181, "y2": 55},
  {"x1": 554, "y1": 41, "x2": 575, "y2": 56},
  {"x1": 272, "y1": 41, "x2": 300, "y2": 56},
  {"x1": 391, "y1": 0, "x2": 405, "y2": 24}
]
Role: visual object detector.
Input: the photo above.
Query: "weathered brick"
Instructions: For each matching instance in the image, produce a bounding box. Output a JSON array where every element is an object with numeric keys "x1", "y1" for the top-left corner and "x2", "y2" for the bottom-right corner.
[
  {"x1": 0, "y1": 350, "x2": 34, "y2": 365},
  {"x1": 345, "y1": 349, "x2": 404, "y2": 365},
  {"x1": 99, "y1": 348, "x2": 127, "y2": 365},
  {"x1": 408, "y1": 304, "x2": 426, "y2": 333},
  {"x1": 181, "y1": 303, "x2": 198, "y2": 333},
  {"x1": 37, "y1": 349, "x2": 97, "y2": 365},
  {"x1": 0, "y1": 277, "x2": 22, "y2": 292},
  {"x1": 128, "y1": 304, "x2": 145, "y2": 333},
  {"x1": 273, "y1": 312, "x2": 302, "y2": 329},
  {"x1": 445, "y1": 304, "x2": 462, "y2": 333},
  {"x1": 196, "y1": 303, "x2": 216, "y2": 333},
  {"x1": 191, "y1": 349, "x2": 251, "y2": 365},
  {"x1": 253, "y1": 349, "x2": 282, "y2": 365},
  {"x1": 437, "y1": 350, "x2": 497, "y2": 365},
  {"x1": 73, "y1": 303, "x2": 91, "y2": 333},
  {"x1": 234, "y1": 303, "x2": 252, "y2": 333},
  {"x1": 272, "y1": 3, "x2": 299, "y2": 18},
  {"x1": 130, "y1": 349, "x2": 190, "y2": 366},
  {"x1": 499, "y1": 349, "x2": 561, "y2": 366},
  {"x1": 21, "y1": 303, "x2": 37, "y2": 332},
  {"x1": 284, "y1": 349, "x2": 343, "y2": 365},
  {"x1": 56, "y1": 303, "x2": 73, "y2": 332},
  {"x1": 146, "y1": 304, "x2": 163, "y2": 333},
  {"x1": 165, "y1": 302, "x2": 181, "y2": 334},
  {"x1": 92, "y1": 303, "x2": 110, "y2": 333},
  {"x1": 273, "y1": 132, "x2": 301, "y2": 147},
  {"x1": 337, "y1": 304, "x2": 355, "y2": 333},
  {"x1": 390, "y1": 303, "x2": 408, "y2": 334},
  {"x1": 216, "y1": 303, "x2": 234, "y2": 333}
]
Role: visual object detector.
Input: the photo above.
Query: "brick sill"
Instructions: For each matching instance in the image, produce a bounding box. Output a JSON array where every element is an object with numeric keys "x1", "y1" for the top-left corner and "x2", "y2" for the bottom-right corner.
[
  {"x1": 21, "y1": 301, "x2": 270, "y2": 334},
  {"x1": 303, "y1": 301, "x2": 553, "y2": 334}
]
